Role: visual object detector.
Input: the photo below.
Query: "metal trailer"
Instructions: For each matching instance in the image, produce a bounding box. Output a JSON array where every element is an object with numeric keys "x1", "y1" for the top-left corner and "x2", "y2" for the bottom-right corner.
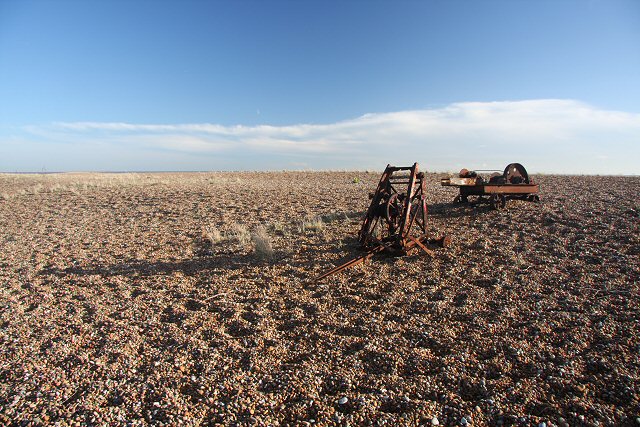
[{"x1": 441, "y1": 163, "x2": 540, "y2": 209}]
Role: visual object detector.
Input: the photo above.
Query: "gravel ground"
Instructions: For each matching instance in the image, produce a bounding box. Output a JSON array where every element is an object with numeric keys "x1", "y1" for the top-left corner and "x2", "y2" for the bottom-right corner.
[{"x1": 0, "y1": 171, "x2": 638, "y2": 427}]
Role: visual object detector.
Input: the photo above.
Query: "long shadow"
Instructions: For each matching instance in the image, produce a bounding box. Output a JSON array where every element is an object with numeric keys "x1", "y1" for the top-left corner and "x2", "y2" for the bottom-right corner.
[
  {"x1": 39, "y1": 206, "x2": 464, "y2": 282},
  {"x1": 39, "y1": 251, "x2": 273, "y2": 279},
  {"x1": 39, "y1": 237, "x2": 365, "y2": 281},
  {"x1": 428, "y1": 201, "x2": 493, "y2": 219}
]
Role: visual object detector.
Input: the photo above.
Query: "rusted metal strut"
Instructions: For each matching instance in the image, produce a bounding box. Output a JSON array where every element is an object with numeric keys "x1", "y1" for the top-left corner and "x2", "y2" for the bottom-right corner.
[
  {"x1": 313, "y1": 245, "x2": 385, "y2": 282},
  {"x1": 314, "y1": 163, "x2": 448, "y2": 282},
  {"x1": 313, "y1": 235, "x2": 449, "y2": 282}
]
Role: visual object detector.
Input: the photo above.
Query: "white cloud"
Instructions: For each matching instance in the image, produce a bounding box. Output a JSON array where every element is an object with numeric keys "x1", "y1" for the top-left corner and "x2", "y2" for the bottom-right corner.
[{"x1": 13, "y1": 99, "x2": 640, "y2": 173}]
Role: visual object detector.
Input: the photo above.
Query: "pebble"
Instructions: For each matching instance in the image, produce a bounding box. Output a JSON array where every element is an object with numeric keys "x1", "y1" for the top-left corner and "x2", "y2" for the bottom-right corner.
[{"x1": 2, "y1": 173, "x2": 637, "y2": 427}]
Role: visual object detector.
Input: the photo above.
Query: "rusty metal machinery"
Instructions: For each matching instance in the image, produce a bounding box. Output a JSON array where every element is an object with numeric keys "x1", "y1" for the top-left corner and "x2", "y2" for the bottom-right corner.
[
  {"x1": 315, "y1": 163, "x2": 448, "y2": 281},
  {"x1": 360, "y1": 163, "x2": 431, "y2": 252},
  {"x1": 441, "y1": 162, "x2": 540, "y2": 209}
]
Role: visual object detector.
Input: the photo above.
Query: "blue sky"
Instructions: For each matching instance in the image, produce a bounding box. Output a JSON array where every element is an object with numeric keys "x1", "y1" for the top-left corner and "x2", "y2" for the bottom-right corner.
[{"x1": 0, "y1": 0, "x2": 639, "y2": 173}]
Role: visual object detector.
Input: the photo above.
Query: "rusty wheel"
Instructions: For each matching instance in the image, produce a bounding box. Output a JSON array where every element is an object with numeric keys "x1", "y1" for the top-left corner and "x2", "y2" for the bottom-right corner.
[
  {"x1": 504, "y1": 163, "x2": 529, "y2": 184},
  {"x1": 490, "y1": 194, "x2": 506, "y2": 210},
  {"x1": 385, "y1": 193, "x2": 404, "y2": 233}
]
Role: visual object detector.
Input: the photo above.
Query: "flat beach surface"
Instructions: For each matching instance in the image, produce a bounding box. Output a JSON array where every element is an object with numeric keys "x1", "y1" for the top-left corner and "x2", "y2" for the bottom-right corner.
[{"x1": 0, "y1": 172, "x2": 638, "y2": 426}]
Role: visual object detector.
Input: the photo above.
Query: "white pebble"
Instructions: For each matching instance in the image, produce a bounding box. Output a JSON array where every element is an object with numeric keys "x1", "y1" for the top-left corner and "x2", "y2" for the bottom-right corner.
[
  {"x1": 461, "y1": 417, "x2": 468, "y2": 425},
  {"x1": 538, "y1": 423, "x2": 547, "y2": 427},
  {"x1": 338, "y1": 397, "x2": 348, "y2": 405},
  {"x1": 431, "y1": 416, "x2": 440, "y2": 426}
]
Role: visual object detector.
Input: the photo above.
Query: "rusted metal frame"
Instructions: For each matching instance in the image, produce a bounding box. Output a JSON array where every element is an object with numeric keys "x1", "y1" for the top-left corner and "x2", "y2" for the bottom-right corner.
[
  {"x1": 411, "y1": 205, "x2": 426, "y2": 235},
  {"x1": 399, "y1": 163, "x2": 419, "y2": 239},
  {"x1": 373, "y1": 166, "x2": 392, "y2": 199},
  {"x1": 360, "y1": 165, "x2": 393, "y2": 241},
  {"x1": 421, "y1": 198, "x2": 428, "y2": 231},
  {"x1": 418, "y1": 179, "x2": 428, "y2": 234},
  {"x1": 403, "y1": 194, "x2": 421, "y2": 246},
  {"x1": 405, "y1": 168, "x2": 427, "y2": 240},
  {"x1": 404, "y1": 200, "x2": 418, "y2": 241},
  {"x1": 319, "y1": 162, "x2": 444, "y2": 282}
]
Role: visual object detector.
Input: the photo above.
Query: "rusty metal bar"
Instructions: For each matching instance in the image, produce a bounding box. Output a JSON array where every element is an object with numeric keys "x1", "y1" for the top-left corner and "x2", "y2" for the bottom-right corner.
[
  {"x1": 407, "y1": 236, "x2": 435, "y2": 258},
  {"x1": 313, "y1": 245, "x2": 385, "y2": 282}
]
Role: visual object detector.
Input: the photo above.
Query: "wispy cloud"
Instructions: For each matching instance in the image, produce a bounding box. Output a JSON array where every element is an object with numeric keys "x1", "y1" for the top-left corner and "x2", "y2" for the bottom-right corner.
[{"x1": 9, "y1": 99, "x2": 640, "y2": 173}]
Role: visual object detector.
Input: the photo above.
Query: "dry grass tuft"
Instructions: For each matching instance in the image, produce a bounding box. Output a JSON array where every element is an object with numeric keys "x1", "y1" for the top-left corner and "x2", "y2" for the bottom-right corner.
[
  {"x1": 298, "y1": 216, "x2": 324, "y2": 233},
  {"x1": 231, "y1": 223, "x2": 251, "y2": 246},
  {"x1": 202, "y1": 226, "x2": 222, "y2": 245},
  {"x1": 251, "y1": 225, "x2": 273, "y2": 259}
]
